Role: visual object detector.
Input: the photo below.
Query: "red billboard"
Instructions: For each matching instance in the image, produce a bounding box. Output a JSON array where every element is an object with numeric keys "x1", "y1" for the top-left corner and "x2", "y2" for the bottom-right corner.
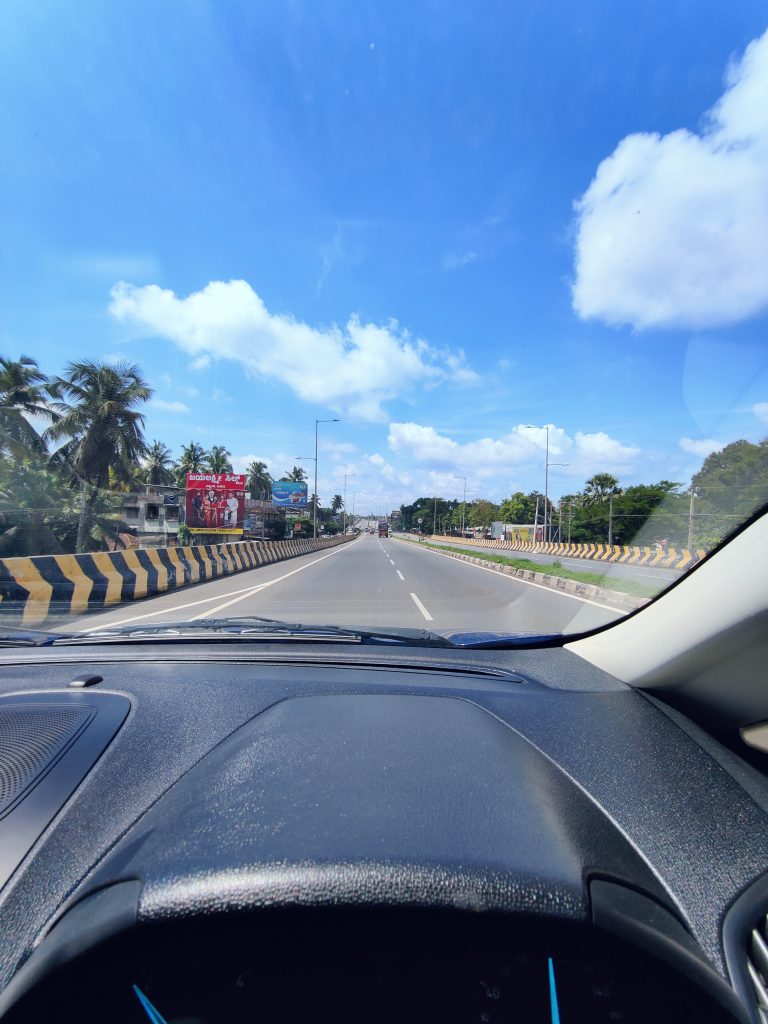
[{"x1": 185, "y1": 473, "x2": 246, "y2": 535}]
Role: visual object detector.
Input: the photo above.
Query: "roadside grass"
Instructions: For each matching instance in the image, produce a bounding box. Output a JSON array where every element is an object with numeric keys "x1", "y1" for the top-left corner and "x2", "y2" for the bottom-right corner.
[{"x1": 397, "y1": 537, "x2": 660, "y2": 599}]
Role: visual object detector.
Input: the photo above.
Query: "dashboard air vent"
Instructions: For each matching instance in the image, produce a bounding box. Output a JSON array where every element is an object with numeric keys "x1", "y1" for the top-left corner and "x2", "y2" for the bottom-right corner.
[{"x1": 747, "y1": 915, "x2": 768, "y2": 1023}]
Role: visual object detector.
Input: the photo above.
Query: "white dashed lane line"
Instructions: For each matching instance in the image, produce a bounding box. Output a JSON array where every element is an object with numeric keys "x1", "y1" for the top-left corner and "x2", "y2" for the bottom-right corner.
[
  {"x1": 410, "y1": 592, "x2": 433, "y2": 621},
  {"x1": 396, "y1": 570, "x2": 405, "y2": 581}
]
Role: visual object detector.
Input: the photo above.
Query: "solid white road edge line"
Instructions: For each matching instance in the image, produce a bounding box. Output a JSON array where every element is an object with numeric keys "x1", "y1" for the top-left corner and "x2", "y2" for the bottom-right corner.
[
  {"x1": 397, "y1": 540, "x2": 619, "y2": 612},
  {"x1": 410, "y1": 592, "x2": 433, "y2": 621}
]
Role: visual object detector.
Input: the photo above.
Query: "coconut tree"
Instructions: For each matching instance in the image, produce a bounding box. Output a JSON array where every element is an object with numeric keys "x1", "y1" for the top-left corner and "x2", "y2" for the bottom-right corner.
[
  {"x1": 143, "y1": 440, "x2": 175, "y2": 486},
  {"x1": 330, "y1": 494, "x2": 344, "y2": 514},
  {"x1": 46, "y1": 360, "x2": 152, "y2": 551},
  {"x1": 0, "y1": 354, "x2": 59, "y2": 459},
  {"x1": 246, "y1": 460, "x2": 273, "y2": 499},
  {"x1": 177, "y1": 441, "x2": 209, "y2": 484},
  {"x1": 207, "y1": 445, "x2": 233, "y2": 473},
  {"x1": 283, "y1": 466, "x2": 308, "y2": 483}
]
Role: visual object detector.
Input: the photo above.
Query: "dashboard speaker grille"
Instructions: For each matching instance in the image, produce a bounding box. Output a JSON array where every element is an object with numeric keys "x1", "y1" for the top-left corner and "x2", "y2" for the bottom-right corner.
[
  {"x1": 0, "y1": 704, "x2": 94, "y2": 818},
  {"x1": 747, "y1": 915, "x2": 768, "y2": 1024}
]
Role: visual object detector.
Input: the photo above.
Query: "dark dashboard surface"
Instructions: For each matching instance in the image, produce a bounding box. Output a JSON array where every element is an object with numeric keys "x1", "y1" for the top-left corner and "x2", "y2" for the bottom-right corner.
[{"x1": 0, "y1": 643, "x2": 767, "y2": 1021}]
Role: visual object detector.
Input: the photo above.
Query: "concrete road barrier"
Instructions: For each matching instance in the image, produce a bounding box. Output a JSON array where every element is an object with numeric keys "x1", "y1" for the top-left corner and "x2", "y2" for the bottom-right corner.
[
  {"x1": 420, "y1": 535, "x2": 706, "y2": 571},
  {"x1": 0, "y1": 535, "x2": 356, "y2": 627}
]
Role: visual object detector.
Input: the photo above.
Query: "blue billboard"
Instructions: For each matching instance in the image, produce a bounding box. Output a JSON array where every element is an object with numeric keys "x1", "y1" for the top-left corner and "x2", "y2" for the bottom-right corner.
[{"x1": 271, "y1": 480, "x2": 308, "y2": 509}]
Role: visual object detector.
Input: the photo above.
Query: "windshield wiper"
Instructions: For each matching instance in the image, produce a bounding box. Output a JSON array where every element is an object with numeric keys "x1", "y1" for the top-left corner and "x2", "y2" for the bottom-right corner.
[
  {"x1": 0, "y1": 627, "x2": 68, "y2": 647},
  {"x1": 55, "y1": 616, "x2": 458, "y2": 648}
]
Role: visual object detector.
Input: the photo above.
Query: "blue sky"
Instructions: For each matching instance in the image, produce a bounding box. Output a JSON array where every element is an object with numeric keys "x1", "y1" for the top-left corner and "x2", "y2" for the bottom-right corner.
[{"x1": 2, "y1": 0, "x2": 768, "y2": 513}]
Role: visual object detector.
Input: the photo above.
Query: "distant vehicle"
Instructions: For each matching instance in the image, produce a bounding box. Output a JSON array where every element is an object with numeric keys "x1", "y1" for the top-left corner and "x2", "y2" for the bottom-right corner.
[{"x1": 378, "y1": 520, "x2": 389, "y2": 537}]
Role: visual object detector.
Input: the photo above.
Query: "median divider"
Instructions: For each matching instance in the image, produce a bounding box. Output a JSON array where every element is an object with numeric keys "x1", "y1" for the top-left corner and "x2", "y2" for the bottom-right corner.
[
  {"x1": 392, "y1": 535, "x2": 650, "y2": 612},
  {"x1": 0, "y1": 535, "x2": 356, "y2": 627},
  {"x1": 420, "y1": 534, "x2": 706, "y2": 571}
]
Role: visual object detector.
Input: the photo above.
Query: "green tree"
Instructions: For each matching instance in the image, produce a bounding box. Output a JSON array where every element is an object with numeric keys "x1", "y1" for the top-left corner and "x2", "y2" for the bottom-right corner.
[
  {"x1": 691, "y1": 439, "x2": 768, "y2": 547},
  {"x1": 468, "y1": 499, "x2": 500, "y2": 530},
  {"x1": 46, "y1": 360, "x2": 152, "y2": 552},
  {"x1": 207, "y1": 445, "x2": 233, "y2": 473},
  {"x1": 283, "y1": 465, "x2": 308, "y2": 483},
  {"x1": 177, "y1": 441, "x2": 209, "y2": 483},
  {"x1": 583, "y1": 473, "x2": 623, "y2": 504},
  {"x1": 497, "y1": 491, "x2": 548, "y2": 525},
  {"x1": 143, "y1": 440, "x2": 174, "y2": 486},
  {"x1": 0, "y1": 454, "x2": 129, "y2": 557},
  {"x1": 246, "y1": 460, "x2": 273, "y2": 498},
  {"x1": 330, "y1": 494, "x2": 344, "y2": 514},
  {"x1": 0, "y1": 354, "x2": 59, "y2": 460}
]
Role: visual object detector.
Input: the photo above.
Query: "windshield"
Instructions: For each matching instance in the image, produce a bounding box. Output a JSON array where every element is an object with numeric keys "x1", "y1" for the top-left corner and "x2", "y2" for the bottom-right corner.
[{"x1": 1, "y1": 3, "x2": 767, "y2": 641}]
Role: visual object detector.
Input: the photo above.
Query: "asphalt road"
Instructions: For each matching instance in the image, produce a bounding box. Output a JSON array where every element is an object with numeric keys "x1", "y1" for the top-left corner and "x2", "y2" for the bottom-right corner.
[{"x1": 61, "y1": 533, "x2": 621, "y2": 635}]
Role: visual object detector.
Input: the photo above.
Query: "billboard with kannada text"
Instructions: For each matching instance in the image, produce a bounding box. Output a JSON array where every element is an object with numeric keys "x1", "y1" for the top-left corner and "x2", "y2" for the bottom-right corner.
[{"x1": 185, "y1": 473, "x2": 246, "y2": 534}]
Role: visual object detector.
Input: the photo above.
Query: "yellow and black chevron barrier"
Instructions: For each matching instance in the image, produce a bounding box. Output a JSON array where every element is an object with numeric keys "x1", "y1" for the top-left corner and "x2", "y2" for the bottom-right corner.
[
  {"x1": 0, "y1": 535, "x2": 355, "y2": 627},
  {"x1": 426, "y1": 535, "x2": 706, "y2": 571}
]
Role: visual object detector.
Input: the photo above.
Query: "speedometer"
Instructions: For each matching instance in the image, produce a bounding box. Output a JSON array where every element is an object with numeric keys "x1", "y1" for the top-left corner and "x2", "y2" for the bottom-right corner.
[{"x1": 3, "y1": 908, "x2": 741, "y2": 1024}]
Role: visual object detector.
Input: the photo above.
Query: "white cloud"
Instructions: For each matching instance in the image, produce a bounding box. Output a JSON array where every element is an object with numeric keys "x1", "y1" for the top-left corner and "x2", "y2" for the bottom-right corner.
[
  {"x1": 148, "y1": 398, "x2": 190, "y2": 414},
  {"x1": 573, "y1": 29, "x2": 768, "y2": 330},
  {"x1": 442, "y1": 250, "x2": 477, "y2": 271},
  {"x1": 103, "y1": 352, "x2": 129, "y2": 365},
  {"x1": 679, "y1": 436, "x2": 724, "y2": 457},
  {"x1": 110, "y1": 279, "x2": 474, "y2": 422},
  {"x1": 388, "y1": 421, "x2": 640, "y2": 478},
  {"x1": 368, "y1": 452, "x2": 396, "y2": 480},
  {"x1": 230, "y1": 453, "x2": 280, "y2": 477},
  {"x1": 753, "y1": 401, "x2": 768, "y2": 425}
]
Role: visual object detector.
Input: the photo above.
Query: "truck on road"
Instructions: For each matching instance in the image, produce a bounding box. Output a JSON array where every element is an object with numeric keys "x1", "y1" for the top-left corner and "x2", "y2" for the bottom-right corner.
[{"x1": 378, "y1": 520, "x2": 389, "y2": 537}]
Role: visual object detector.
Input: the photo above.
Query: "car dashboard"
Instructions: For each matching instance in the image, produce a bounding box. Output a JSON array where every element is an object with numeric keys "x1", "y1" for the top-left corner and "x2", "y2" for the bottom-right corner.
[{"x1": 0, "y1": 643, "x2": 766, "y2": 1023}]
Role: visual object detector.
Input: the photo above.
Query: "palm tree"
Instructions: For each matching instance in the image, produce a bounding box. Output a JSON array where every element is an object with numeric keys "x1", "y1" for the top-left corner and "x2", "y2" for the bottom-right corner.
[
  {"x1": 143, "y1": 440, "x2": 174, "y2": 486},
  {"x1": 46, "y1": 359, "x2": 152, "y2": 551},
  {"x1": 0, "y1": 354, "x2": 59, "y2": 459},
  {"x1": 246, "y1": 459, "x2": 273, "y2": 498},
  {"x1": 283, "y1": 465, "x2": 308, "y2": 483},
  {"x1": 583, "y1": 473, "x2": 623, "y2": 504},
  {"x1": 208, "y1": 445, "x2": 233, "y2": 473},
  {"x1": 331, "y1": 494, "x2": 344, "y2": 514},
  {"x1": 177, "y1": 441, "x2": 209, "y2": 484}
]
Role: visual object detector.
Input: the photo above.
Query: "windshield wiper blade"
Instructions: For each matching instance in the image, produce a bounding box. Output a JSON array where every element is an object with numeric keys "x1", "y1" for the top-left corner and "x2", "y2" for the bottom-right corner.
[
  {"x1": 0, "y1": 627, "x2": 71, "y2": 647},
  {"x1": 57, "y1": 616, "x2": 457, "y2": 648}
]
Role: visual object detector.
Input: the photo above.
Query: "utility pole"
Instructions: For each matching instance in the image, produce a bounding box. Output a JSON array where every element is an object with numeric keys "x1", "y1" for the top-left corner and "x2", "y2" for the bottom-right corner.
[
  {"x1": 433, "y1": 495, "x2": 438, "y2": 536},
  {"x1": 608, "y1": 495, "x2": 614, "y2": 546},
  {"x1": 568, "y1": 502, "x2": 573, "y2": 544},
  {"x1": 313, "y1": 417, "x2": 339, "y2": 539},
  {"x1": 688, "y1": 488, "x2": 696, "y2": 550},
  {"x1": 544, "y1": 426, "x2": 549, "y2": 543},
  {"x1": 454, "y1": 475, "x2": 467, "y2": 537},
  {"x1": 533, "y1": 494, "x2": 540, "y2": 543}
]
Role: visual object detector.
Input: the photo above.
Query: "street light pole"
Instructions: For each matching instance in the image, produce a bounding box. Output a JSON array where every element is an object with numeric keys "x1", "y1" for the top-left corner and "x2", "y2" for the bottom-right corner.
[
  {"x1": 544, "y1": 426, "x2": 550, "y2": 543},
  {"x1": 454, "y1": 475, "x2": 467, "y2": 536},
  {"x1": 314, "y1": 418, "x2": 339, "y2": 539}
]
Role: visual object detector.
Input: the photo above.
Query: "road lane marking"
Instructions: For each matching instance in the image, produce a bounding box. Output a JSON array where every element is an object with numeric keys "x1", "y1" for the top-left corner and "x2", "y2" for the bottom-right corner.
[
  {"x1": 410, "y1": 592, "x2": 433, "y2": 621},
  {"x1": 396, "y1": 570, "x2": 405, "y2": 581},
  {"x1": 71, "y1": 542, "x2": 354, "y2": 631},
  {"x1": 194, "y1": 545, "x2": 357, "y2": 617},
  {"x1": 396, "y1": 540, "x2": 619, "y2": 612}
]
